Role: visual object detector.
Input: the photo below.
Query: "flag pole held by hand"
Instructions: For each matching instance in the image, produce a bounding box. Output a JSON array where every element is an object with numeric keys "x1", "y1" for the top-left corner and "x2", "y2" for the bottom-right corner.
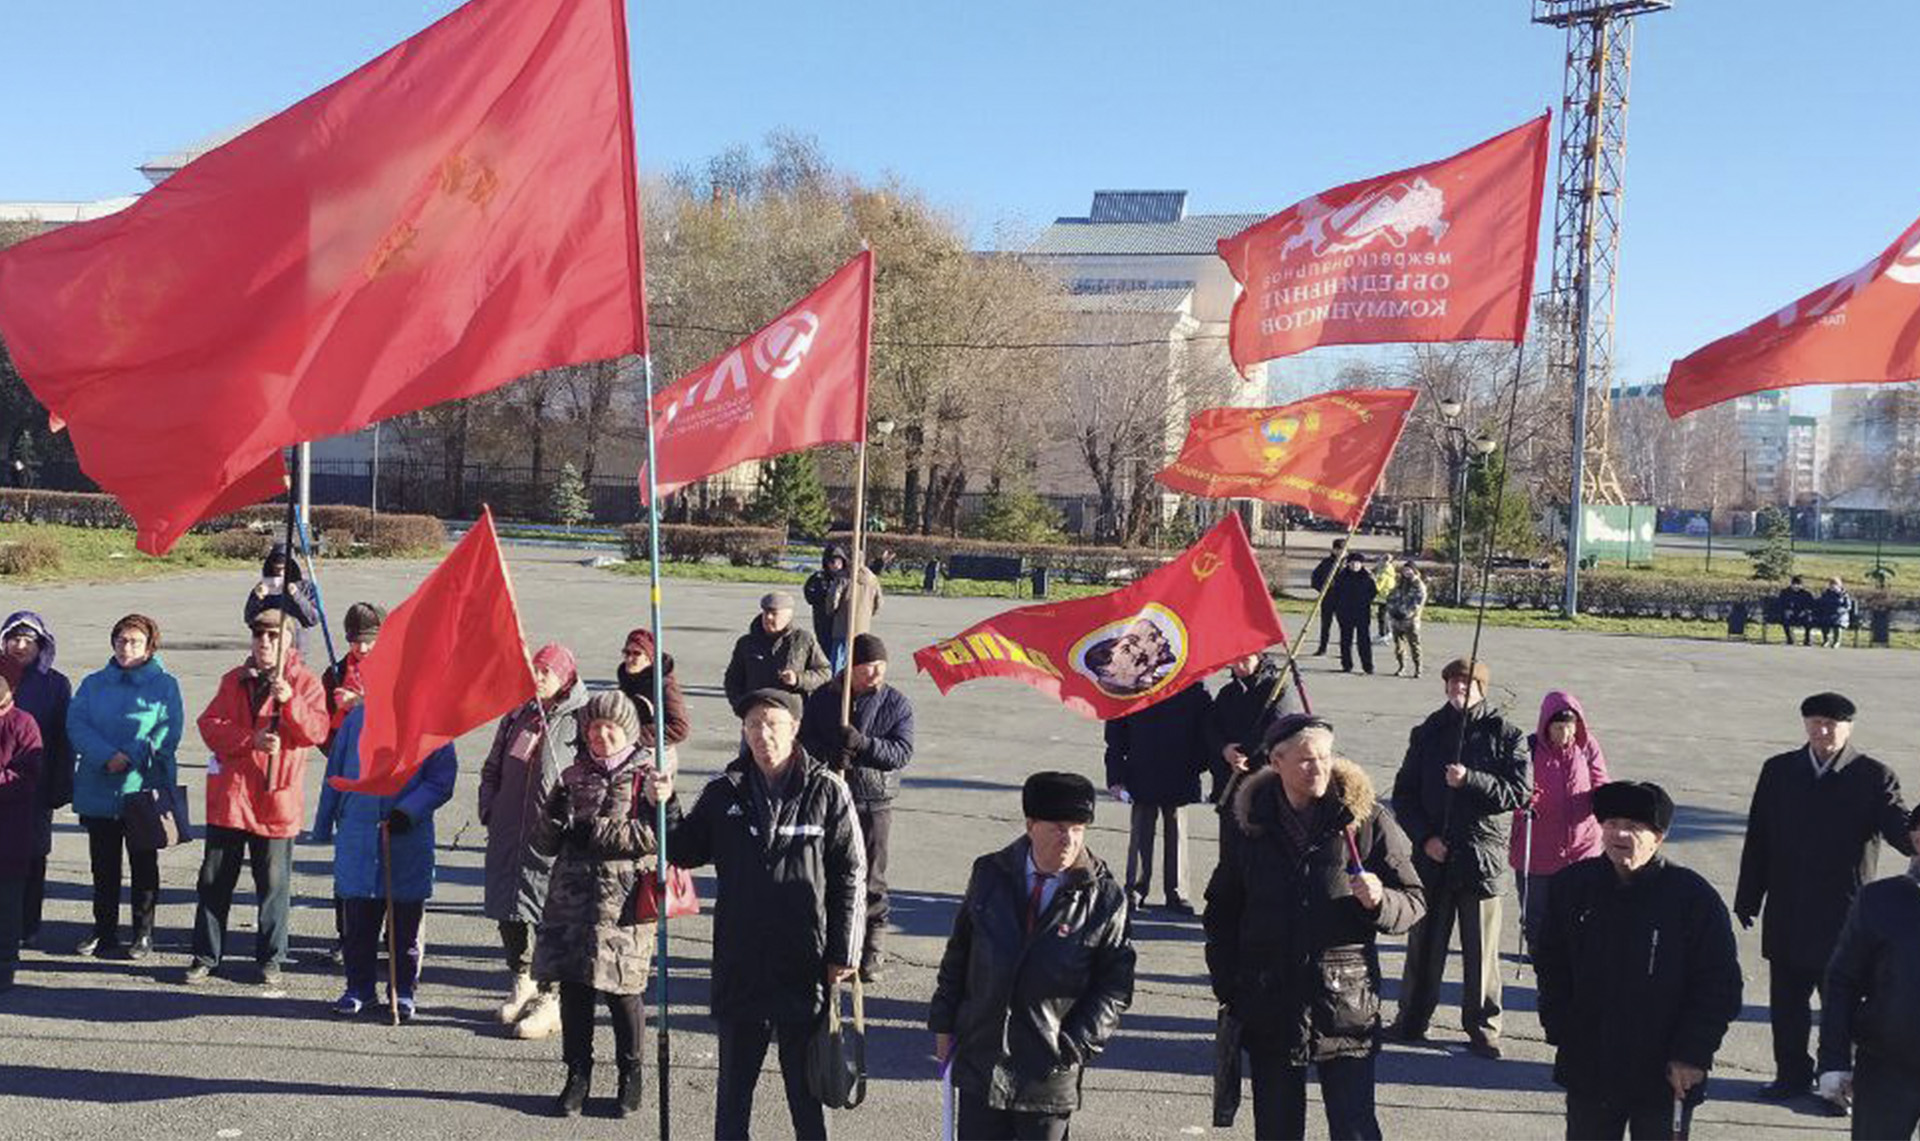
[{"x1": 381, "y1": 819, "x2": 399, "y2": 1027}]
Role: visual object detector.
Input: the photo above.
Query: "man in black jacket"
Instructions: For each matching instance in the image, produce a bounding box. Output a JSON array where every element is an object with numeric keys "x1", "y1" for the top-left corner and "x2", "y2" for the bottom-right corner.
[
  {"x1": 1203, "y1": 652, "x2": 1305, "y2": 807},
  {"x1": 1775, "y1": 576, "x2": 1817, "y2": 646},
  {"x1": 1818, "y1": 804, "x2": 1920, "y2": 1138},
  {"x1": 722, "y1": 592, "x2": 833, "y2": 710},
  {"x1": 1330, "y1": 553, "x2": 1378, "y2": 675},
  {"x1": 799, "y1": 633, "x2": 915, "y2": 983},
  {"x1": 1388, "y1": 657, "x2": 1532, "y2": 1057},
  {"x1": 1735, "y1": 691, "x2": 1912, "y2": 1102},
  {"x1": 665, "y1": 688, "x2": 866, "y2": 1141},
  {"x1": 1105, "y1": 681, "x2": 1212, "y2": 914},
  {"x1": 1204, "y1": 715, "x2": 1425, "y2": 1139},
  {"x1": 1309, "y1": 538, "x2": 1346, "y2": 655},
  {"x1": 930, "y1": 772, "x2": 1134, "y2": 1141},
  {"x1": 1536, "y1": 781, "x2": 1743, "y2": 1140}
]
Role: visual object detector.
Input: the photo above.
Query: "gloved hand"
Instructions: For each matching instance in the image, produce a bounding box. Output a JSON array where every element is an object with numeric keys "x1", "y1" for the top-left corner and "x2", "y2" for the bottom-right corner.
[
  {"x1": 383, "y1": 809, "x2": 413, "y2": 835},
  {"x1": 566, "y1": 817, "x2": 595, "y2": 850},
  {"x1": 839, "y1": 725, "x2": 868, "y2": 755},
  {"x1": 545, "y1": 785, "x2": 571, "y2": 824},
  {"x1": 1735, "y1": 911, "x2": 1755, "y2": 931}
]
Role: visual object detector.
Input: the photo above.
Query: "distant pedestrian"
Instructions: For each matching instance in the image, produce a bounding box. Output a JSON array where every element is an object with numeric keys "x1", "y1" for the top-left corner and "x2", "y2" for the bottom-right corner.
[
  {"x1": 2, "y1": 611, "x2": 74, "y2": 950},
  {"x1": 313, "y1": 705, "x2": 458, "y2": 1022},
  {"x1": 1106, "y1": 681, "x2": 1212, "y2": 914},
  {"x1": 616, "y1": 626, "x2": 689, "y2": 746},
  {"x1": 1775, "y1": 576, "x2": 1816, "y2": 646},
  {"x1": 531, "y1": 691, "x2": 676, "y2": 1119},
  {"x1": 0, "y1": 673, "x2": 45, "y2": 993},
  {"x1": 1372, "y1": 554, "x2": 1398, "y2": 641},
  {"x1": 67, "y1": 614, "x2": 182, "y2": 960},
  {"x1": 1816, "y1": 577, "x2": 1854, "y2": 648},
  {"x1": 1735, "y1": 692, "x2": 1912, "y2": 1103},
  {"x1": 1511, "y1": 691, "x2": 1609, "y2": 957},
  {"x1": 187, "y1": 606, "x2": 329, "y2": 987},
  {"x1": 1204, "y1": 714, "x2": 1425, "y2": 1140},
  {"x1": 243, "y1": 543, "x2": 320, "y2": 651},
  {"x1": 930, "y1": 771, "x2": 1135, "y2": 1141},
  {"x1": 1535, "y1": 781, "x2": 1743, "y2": 1140},
  {"x1": 804, "y1": 543, "x2": 882, "y2": 669},
  {"x1": 1389, "y1": 657, "x2": 1531, "y2": 1057},
  {"x1": 723, "y1": 591, "x2": 832, "y2": 709},
  {"x1": 1203, "y1": 651, "x2": 1305, "y2": 809},
  {"x1": 1818, "y1": 804, "x2": 1920, "y2": 1138},
  {"x1": 478, "y1": 642, "x2": 586, "y2": 1041},
  {"x1": 1309, "y1": 538, "x2": 1347, "y2": 656},
  {"x1": 1331, "y1": 553, "x2": 1378, "y2": 675},
  {"x1": 1385, "y1": 565, "x2": 1428, "y2": 678}
]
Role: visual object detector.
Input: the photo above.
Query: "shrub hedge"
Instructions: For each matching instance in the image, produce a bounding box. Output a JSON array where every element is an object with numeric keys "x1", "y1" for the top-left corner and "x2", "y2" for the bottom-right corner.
[
  {"x1": 621, "y1": 524, "x2": 788, "y2": 567},
  {"x1": 1480, "y1": 569, "x2": 1920, "y2": 622}
]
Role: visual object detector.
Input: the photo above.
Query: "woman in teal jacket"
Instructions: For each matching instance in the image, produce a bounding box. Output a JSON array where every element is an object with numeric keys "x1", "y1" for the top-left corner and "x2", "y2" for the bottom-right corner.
[{"x1": 66, "y1": 614, "x2": 183, "y2": 959}]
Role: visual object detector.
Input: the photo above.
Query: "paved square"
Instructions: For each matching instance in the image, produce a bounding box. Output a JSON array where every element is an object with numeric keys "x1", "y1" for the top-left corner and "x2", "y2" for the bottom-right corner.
[{"x1": 2, "y1": 547, "x2": 1911, "y2": 1138}]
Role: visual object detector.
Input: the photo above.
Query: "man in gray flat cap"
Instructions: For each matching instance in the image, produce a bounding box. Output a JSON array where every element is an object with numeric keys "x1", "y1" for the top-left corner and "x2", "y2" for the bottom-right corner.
[{"x1": 723, "y1": 590, "x2": 832, "y2": 713}]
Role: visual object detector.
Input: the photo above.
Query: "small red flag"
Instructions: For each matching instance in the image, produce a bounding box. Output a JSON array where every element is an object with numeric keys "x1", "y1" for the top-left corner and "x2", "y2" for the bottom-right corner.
[
  {"x1": 642, "y1": 251, "x2": 874, "y2": 502},
  {"x1": 1664, "y1": 215, "x2": 1920, "y2": 417},
  {"x1": 1156, "y1": 388, "x2": 1418, "y2": 526},
  {"x1": 329, "y1": 508, "x2": 534, "y2": 796},
  {"x1": 0, "y1": 0, "x2": 645, "y2": 554},
  {"x1": 1218, "y1": 115, "x2": 1550, "y2": 373},
  {"x1": 912, "y1": 515, "x2": 1286, "y2": 720}
]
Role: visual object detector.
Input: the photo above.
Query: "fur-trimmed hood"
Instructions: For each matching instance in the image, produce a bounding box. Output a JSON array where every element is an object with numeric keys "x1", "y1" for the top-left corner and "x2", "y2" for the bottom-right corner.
[{"x1": 1231, "y1": 757, "x2": 1375, "y2": 838}]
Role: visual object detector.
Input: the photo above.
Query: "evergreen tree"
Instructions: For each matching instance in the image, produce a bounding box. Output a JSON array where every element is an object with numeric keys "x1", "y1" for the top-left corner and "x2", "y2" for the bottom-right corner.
[
  {"x1": 547, "y1": 462, "x2": 592, "y2": 527},
  {"x1": 965, "y1": 487, "x2": 1065, "y2": 546},
  {"x1": 1748, "y1": 505, "x2": 1795, "y2": 580},
  {"x1": 750, "y1": 453, "x2": 832, "y2": 539}
]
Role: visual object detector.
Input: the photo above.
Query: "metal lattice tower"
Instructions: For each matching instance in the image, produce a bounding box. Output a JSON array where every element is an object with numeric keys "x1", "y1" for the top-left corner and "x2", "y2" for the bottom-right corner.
[{"x1": 1534, "y1": 0, "x2": 1669, "y2": 614}]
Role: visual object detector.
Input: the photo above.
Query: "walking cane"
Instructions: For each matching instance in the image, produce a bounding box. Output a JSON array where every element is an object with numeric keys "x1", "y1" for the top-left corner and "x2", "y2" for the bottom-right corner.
[
  {"x1": 1515, "y1": 807, "x2": 1535, "y2": 981},
  {"x1": 1670, "y1": 1089, "x2": 1685, "y2": 1140},
  {"x1": 939, "y1": 1053, "x2": 956, "y2": 1141},
  {"x1": 381, "y1": 819, "x2": 400, "y2": 1026}
]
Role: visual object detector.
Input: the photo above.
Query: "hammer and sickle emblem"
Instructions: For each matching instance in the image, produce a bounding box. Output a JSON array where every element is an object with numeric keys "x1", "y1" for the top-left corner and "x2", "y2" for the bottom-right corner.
[{"x1": 1192, "y1": 552, "x2": 1224, "y2": 581}]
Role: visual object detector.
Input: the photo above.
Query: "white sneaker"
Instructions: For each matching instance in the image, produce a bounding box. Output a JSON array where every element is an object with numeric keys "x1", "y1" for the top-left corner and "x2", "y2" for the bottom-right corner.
[
  {"x1": 497, "y1": 972, "x2": 537, "y2": 1024},
  {"x1": 513, "y1": 991, "x2": 561, "y2": 1039}
]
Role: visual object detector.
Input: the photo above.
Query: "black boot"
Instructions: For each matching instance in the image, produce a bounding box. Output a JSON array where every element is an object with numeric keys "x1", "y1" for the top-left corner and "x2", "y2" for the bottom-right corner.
[
  {"x1": 553, "y1": 1066, "x2": 591, "y2": 1118},
  {"x1": 615, "y1": 1061, "x2": 643, "y2": 1119}
]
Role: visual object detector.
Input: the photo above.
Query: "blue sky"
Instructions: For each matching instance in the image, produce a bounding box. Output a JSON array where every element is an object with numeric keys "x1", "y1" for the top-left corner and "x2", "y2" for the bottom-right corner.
[{"x1": 3, "y1": 1, "x2": 1915, "y2": 412}]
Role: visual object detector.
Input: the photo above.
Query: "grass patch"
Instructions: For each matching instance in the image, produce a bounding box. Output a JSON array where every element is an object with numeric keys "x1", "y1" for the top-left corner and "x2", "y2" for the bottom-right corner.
[
  {"x1": 1640, "y1": 551, "x2": 1918, "y2": 585},
  {"x1": 604, "y1": 558, "x2": 1115, "y2": 601},
  {"x1": 0, "y1": 522, "x2": 256, "y2": 584}
]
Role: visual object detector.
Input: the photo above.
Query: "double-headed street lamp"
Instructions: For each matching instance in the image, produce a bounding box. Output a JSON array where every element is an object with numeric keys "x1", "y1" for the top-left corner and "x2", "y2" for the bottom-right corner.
[{"x1": 1438, "y1": 398, "x2": 1498, "y2": 607}]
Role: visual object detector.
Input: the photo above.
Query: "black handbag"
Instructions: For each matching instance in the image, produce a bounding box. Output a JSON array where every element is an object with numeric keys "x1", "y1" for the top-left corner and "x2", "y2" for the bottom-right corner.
[
  {"x1": 806, "y1": 977, "x2": 868, "y2": 1110},
  {"x1": 1213, "y1": 1005, "x2": 1244, "y2": 1128},
  {"x1": 123, "y1": 783, "x2": 193, "y2": 852}
]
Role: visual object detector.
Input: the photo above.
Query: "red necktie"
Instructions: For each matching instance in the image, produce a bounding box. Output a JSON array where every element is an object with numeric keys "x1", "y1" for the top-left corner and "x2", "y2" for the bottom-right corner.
[{"x1": 1026, "y1": 872, "x2": 1053, "y2": 933}]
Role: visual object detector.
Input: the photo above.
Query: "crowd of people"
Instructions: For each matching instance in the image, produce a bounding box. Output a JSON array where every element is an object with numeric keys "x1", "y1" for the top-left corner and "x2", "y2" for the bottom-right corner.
[{"x1": 1, "y1": 540, "x2": 1917, "y2": 1141}]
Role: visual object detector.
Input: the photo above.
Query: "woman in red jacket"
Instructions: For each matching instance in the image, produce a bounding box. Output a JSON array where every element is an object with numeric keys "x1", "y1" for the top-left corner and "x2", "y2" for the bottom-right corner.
[{"x1": 1510, "y1": 690, "x2": 1609, "y2": 957}]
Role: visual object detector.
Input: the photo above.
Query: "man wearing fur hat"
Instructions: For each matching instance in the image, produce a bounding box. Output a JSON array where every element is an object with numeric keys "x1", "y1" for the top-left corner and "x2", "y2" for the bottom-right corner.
[
  {"x1": 1204, "y1": 715, "x2": 1425, "y2": 1139},
  {"x1": 1388, "y1": 656, "x2": 1531, "y2": 1058},
  {"x1": 1536, "y1": 781, "x2": 1743, "y2": 1140},
  {"x1": 1736, "y1": 692, "x2": 1912, "y2": 1103},
  {"x1": 930, "y1": 771, "x2": 1135, "y2": 1140}
]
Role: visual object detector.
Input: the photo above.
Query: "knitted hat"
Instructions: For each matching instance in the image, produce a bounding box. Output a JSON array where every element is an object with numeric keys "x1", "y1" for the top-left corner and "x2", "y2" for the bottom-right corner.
[
  {"x1": 851, "y1": 633, "x2": 888, "y2": 666},
  {"x1": 344, "y1": 602, "x2": 385, "y2": 640},
  {"x1": 1591, "y1": 781, "x2": 1675, "y2": 834},
  {"x1": 581, "y1": 690, "x2": 641, "y2": 742},
  {"x1": 1441, "y1": 657, "x2": 1490, "y2": 688},
  {"x1": 532, "y1": 643, "x2": 578, "y2": 688},
  {"x1": 734, "y1": 687, "x2": 802, "y2": 721},
  {"x1": 1023, "y1": 771, "x2": 1097, "y2": 825},
  {"x1": 1799, "y1": 692, "x2": 1856, "y2": 721}
]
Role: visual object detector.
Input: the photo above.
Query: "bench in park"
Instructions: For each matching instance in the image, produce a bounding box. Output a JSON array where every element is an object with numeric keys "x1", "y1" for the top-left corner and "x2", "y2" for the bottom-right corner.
[{"x1": 923, "y1": 553, "x2": 1051, "y2": 598}]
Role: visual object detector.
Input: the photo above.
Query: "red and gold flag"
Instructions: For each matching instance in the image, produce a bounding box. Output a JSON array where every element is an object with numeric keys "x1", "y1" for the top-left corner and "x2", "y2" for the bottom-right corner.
[
  {"x1": 0, "y1": 0, "x2": 645, "y2": 553},
  {"x1": 912, "y1": 515, "x2": 1286, "y2": 720},
  {"x1": 1156, "y1": 388, "x2": 1417, "y2": 526},
  {"x1": 1665, "y1": 214, "x2": 1920, "y2": 417},
  {"x1": 1218, "y1": 115, "x2": 1549, "y2": 373}
]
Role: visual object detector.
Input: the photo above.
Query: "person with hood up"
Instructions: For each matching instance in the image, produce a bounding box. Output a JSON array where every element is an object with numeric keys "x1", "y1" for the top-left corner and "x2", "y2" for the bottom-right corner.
[
  {"x1": 803, "y1": 542, "x2": 882, "y2": 669},
  {"x1": 929, "y1": 771, "x2": 1135, "y2": 1140},
  {"x1": 68, "y1": 614, "x2": 183, "y2": 959},
  {"x1": 0, "y1": 672, "x2": 45, "y2": 992},
  {"x1": 1204, "y1": 714, "x2": 1425, "y2": 1139},
  {"x1": 530, "y1": 690, "x2": 677, "y2": 1118},
  {"x1": 616, "y1": 627, "x2": 689, "y2": 747},
  {"x1": 187, "y1": 604, "x2": 330, "y2": 987},
  {"x1": 479, "y1": 642, "x2": 587, "y2": 1041},
  {"x1": 2, "y1": 611, "x2": 74, "y2": 949},
  {"x1": 723, "y1": 591, "x2": 832, "y2": 708},
  {"x1": 1511, "y1": 691, "x2": 1609, "y2": 957},
  {"x1": 313, "y1": 704, "x2": 458, "y2": 1021},
  {"x1": 243, "y1": 544, "x2": 320, "y2": 650}
]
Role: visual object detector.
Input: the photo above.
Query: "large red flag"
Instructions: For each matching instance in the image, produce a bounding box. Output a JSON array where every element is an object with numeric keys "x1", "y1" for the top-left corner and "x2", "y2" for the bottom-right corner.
[
  {"x1": 1665, "y1": 215, "x2": 1920, "y2": 417},
  {"x1": 329, "y1": 508, "x2": 534, "y2": 796},
  {"x1": 0, "y1": 0, "x2": 645, "y2": 553},
  {"x1": 641, "y1": 251, "x2": 873, "y2": 501},
  {"x1": 913, "y1": 515, "x2": 1286, "y2": 720},
  {"x1": 1218, "y1": 115, "x2": 1549, "y2": 374},
  {"x1": 1156, "y1": 388, "x2": 1417, "y2": 526}
]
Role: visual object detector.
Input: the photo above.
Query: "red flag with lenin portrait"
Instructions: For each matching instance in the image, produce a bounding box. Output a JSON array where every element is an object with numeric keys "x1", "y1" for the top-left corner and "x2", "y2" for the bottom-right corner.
[
  {"x1": 641, "y1": 250, "x2": 873, "y2": 501},
  {"x1": 913, "y1": 515, "x2": 1286, "y2": 720},
  {"x1": 329, "y1": 509, "x2": 535, "y2": 796},
  {"x1": 0, "y1": 0, "x2": 646, "y2": 554},
  {"x1": 1664, "y1": 214, "x2": 1920, "y2": 417},
  {"x1": 1156, "y1": 388, "x2": 1418, "y2": 526},
  {"x1": 1218, "y1": 115, "x2": 1550, "y2": 374}
]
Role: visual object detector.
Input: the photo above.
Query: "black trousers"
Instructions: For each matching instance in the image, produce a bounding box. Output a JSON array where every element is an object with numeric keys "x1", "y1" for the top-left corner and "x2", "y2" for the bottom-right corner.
[
  {"x1": 559, "y1": 980, "x2": 645, "y2": 1070},
  {"x1": 1564, "y1": 1088, "x2": 1694, "y2": 1140},
  {"x1": 1852, "y1": 1051, "x2": 1920, "y2": 1141},
  {"x1": 341, "y1": 897, "x2": 424, "y2": 1000},
  {"x1": 1246, "y1": 1049, "x2": 1379, "y2": 1140},
  {"x1": 1767, "y1": 960, "x2": 1823, "y2": 1086},
  {"x1": 1338, "y1": 618, "x2": 1374, "y2": 673},
  {"x1": 715, "y1": 1016, "x2": 826, "y2": 1140},
  {"x1": 856, "y1": 803, "x2": 890, "y2": 959},
  {"x1": 0, "y1": 877, "x2": 23, "y2": 979},
  {"x1": 1316, "y1": 604, "x2": 1337, "y2": 653},
  {"x1": 23, "y1": 853, "x2": 47, "y2": 941},
  {"x1": 191, "y1": 825, "x2": 293, "y2": 968},
  {"x1": 81, "y1": 815, "x2": 158, "y2": 943},
  {"x1": 957, "y1": 1087, "x2": 1071, "y2": 1140}
]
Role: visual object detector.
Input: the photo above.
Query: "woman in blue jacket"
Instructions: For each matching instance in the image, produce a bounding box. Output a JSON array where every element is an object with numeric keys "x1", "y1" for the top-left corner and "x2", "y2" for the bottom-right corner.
[
  {"x1": 313, "y1": 703, "x2": 457, "y2": 1021},
  {"x1": 66, "y1": 614, "x2": 182, "y2": 960}
]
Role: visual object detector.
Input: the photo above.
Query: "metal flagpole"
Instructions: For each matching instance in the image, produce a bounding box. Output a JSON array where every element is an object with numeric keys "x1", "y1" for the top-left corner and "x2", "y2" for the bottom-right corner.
[
  {"x1": 838, "y1": 438, "x2": 871, "y2": 735},
  {"x1": 639, "y1": 354, "x2": 672, "y2": 1139}
]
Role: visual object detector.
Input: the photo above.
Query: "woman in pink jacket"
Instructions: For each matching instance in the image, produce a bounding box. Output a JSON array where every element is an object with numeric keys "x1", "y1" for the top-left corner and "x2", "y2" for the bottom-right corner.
[{"x1": 1511, "y1": 690, "x2": 1609, "y2": 956}]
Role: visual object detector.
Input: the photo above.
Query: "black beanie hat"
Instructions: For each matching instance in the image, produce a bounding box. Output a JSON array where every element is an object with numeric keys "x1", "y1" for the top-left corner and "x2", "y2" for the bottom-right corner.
[
  {"x1": 852, "y1": 633, "x2": 888, "y2": 666},
  {"x1": 1260, "y1": 713, "x2": 1333, "y2": 753},
  {"x1": 1591, "y1": 781, "x2": 1676, "y2": 834},
  {"x1": 1799, "y1": 692, "x2": 1856, "y2": 721},
  {"x1": 1023, "y1": 771, "x2": 1096, "y2": 825}
]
